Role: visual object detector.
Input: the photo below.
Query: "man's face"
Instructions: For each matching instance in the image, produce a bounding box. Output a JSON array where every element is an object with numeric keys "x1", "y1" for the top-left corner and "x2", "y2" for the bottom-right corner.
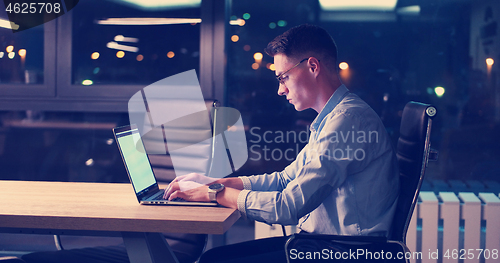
[{"x1": 274, "y1": 54, "x2": 315, "y2": 111}]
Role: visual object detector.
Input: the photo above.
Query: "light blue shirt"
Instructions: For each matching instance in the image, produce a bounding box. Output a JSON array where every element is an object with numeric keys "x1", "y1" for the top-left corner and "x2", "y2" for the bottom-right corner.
[{"x1": 237, "y1": 85, "x2": 399, "y2": 236}]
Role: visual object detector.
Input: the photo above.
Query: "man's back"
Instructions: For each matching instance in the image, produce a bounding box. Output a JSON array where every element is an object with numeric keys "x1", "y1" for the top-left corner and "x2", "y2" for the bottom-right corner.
[
  {"x1": 296, "y1": 88, "x2": 399, "y2": 236},
  {"x1": 240, "y1": 85, "x2": 399, "y2": 236}
]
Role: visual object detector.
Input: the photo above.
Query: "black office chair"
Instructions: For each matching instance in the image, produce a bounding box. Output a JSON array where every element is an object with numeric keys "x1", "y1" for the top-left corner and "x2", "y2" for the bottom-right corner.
[{"x1": 284, "y1": 101, "x2": 438, "y2": 263}]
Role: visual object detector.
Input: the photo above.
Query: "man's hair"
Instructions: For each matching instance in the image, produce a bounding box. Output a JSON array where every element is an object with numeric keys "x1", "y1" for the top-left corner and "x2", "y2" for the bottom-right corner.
[{"x1": 265, "y1": 24, "x2": 338, "y2": 71}]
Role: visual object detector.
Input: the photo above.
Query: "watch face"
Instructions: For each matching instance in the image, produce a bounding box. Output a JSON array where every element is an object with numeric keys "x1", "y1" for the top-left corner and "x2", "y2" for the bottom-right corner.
[{"x1": 209, "y1": 183, "x2": 224, "y2": 191}]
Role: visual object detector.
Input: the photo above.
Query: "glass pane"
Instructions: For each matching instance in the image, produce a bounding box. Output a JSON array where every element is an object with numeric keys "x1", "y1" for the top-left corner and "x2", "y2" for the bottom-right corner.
[
  {"x1": 227, "y1": 2, "x2": 324, "y2": 174},
  {"x1": 72, "y1": 0, "x2": 201, "y2": 86},
  {"x1": 228, "y1": 0, "x2": 500, "y2": 185},
  {"x1": 0, "y1": 16, "x2": 44, "y2": 84}
]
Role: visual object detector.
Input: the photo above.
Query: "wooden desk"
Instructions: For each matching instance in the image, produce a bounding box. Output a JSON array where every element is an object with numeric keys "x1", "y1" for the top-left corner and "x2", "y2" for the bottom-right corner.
[{"x1": 0, "y1": 181, "x2": 240, "y2": 263}]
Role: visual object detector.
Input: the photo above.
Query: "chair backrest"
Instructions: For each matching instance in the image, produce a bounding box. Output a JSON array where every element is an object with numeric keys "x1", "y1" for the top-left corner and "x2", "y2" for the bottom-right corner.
[{"x1": 389, "y1": 101, "x2": 437, "y2": 243}]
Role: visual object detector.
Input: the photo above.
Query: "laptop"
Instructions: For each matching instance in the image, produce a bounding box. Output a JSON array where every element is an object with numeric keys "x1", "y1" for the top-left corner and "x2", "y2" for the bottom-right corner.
[{"x1": 113, "y1": 124, "x2": 217, "y2": 206}]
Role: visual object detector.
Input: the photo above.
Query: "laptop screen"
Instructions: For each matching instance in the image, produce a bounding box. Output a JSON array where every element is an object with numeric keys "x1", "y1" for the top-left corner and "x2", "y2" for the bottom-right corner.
[{"x1": 114, "y1": 126, "x2": 157, "y2": 194}]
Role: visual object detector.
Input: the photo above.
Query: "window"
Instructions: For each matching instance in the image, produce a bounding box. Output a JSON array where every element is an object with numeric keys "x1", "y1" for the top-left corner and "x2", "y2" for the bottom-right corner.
[
  {"x1": 227, "y1": 0, "x2": 500, "y2": 185},
  {"x1": 0, "y1": 7, "x2": 56, "y2": 97},
  {"x1": 0, "y1": 26, "x2": 44, "y2": 84},
  {"x1": 69, "y1": 0, "x2": 201, "y2": 86}
]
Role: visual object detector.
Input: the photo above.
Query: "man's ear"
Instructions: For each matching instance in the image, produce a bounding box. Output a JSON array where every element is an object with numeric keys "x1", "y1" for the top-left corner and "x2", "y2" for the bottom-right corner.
[{"x1": 308, "y1": 57, "x2": 320, "y2": 75}]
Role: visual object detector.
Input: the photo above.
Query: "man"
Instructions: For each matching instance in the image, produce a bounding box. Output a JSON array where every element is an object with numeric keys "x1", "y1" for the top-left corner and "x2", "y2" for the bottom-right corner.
[{"x1": 164, "y1": 24, "x2": 399, "y2": 262}]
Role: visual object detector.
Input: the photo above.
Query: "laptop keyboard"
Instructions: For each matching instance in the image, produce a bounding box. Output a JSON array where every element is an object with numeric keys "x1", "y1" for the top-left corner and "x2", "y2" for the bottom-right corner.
[
  {"x1": 152, "y1": 194, "x2": 185, "y2": 202},
  {"x1": 153, "y1": 195, "x2": 164, "y2": 200}
]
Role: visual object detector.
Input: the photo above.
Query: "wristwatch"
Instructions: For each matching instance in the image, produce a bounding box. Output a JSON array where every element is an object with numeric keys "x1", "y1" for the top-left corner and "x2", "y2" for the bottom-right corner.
[{"x1": 208, "y1": 183, "x2": 225, "y2": 202}]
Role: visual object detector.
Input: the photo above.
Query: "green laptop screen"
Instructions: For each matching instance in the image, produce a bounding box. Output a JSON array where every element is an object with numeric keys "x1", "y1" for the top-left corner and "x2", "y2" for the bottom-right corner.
[{"x1": 116, "y1": 128, "x2": 156, "y2": 194}]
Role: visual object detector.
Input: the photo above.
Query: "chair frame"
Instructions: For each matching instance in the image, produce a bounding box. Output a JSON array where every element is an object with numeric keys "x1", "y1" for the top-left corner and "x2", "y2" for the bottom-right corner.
[{"x1": 398, "y1": 104, "x2": 436, "y2": 244}]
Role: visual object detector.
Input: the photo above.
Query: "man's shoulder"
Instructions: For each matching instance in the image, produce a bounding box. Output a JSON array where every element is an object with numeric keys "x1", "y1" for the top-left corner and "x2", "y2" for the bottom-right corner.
[{"x1": 330, "y1": 93, "x2": 374, "y2": 118}]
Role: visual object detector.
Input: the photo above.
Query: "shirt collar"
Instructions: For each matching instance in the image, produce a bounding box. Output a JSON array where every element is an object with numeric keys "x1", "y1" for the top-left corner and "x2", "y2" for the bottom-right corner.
[{"x1": 310, "y1": 84, "x2": 349, "y2": 132}]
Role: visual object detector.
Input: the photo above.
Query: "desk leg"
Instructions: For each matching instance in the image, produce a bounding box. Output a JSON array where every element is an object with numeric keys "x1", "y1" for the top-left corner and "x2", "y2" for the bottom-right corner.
[{"x1": 122, "y1": 232, "x2": 179, "y2": 263}]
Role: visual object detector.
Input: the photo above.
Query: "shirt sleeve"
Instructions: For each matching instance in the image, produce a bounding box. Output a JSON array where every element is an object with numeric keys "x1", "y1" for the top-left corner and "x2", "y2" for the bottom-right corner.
[
  {"x1": 240, "y1": 110, "x2": 377, "y2": 225},
  {"x1": 239, "y1": 176, "x2": 252, "y2": 190},
  {"x1": 241, "y1": 145, "x2": 309, "y2": 192}
]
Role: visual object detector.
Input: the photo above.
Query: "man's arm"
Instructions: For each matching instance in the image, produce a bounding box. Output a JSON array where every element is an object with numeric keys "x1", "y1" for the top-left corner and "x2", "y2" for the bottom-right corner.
[
  {"x1": 214, "y1": 186, "x2": 240, "y2": 209},
  {"x1": 211, "y1": 177, "x2": 243, "y2": 209},
  {"x1": 217, "y1": 177, "x2": 244, "y2": 190}
]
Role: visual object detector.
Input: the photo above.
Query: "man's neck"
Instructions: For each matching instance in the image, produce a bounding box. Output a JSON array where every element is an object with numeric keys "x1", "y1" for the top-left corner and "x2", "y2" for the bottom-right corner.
[{"x1": 312, "y1": 77, "x2": 342, "y2": 113}]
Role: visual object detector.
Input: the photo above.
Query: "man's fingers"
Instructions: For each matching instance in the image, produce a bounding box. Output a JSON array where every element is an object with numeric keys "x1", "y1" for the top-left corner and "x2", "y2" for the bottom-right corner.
[
  {"x1": 167, "y1": 185, "x2": 210, "y2": 202},
  {"x1": 163, "y1": 182, "x2": 179, "y2": 199},
  {"x1": 165, "y1": 177, "x2": 181, "y2": 195},
  {"x1": 170, "y1": 175, "x2": 183, "y2": 183},
  {"x1": 168, "y1": 190, "x2": 185, "y2": 201}
]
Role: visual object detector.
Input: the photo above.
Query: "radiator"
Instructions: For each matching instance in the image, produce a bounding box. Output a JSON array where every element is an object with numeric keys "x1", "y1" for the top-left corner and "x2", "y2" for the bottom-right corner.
[
  {"x1": 407, "y1": 191, "x2": 500, "y2": 263},
  {"x1": 254, "y1": 192, "x2": 500, "y2": 263}
]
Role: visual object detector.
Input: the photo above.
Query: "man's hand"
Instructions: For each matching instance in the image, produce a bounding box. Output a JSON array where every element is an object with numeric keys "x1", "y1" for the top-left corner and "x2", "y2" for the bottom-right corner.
[
  {"x1": 163, "y1": 173, "x2": 217, "y2": 199},
  {"x1": 162, "y1": 173, "x2": 243, "y2": 208},
  {"x1": 164, "y1": 181, "x2": 210, "y2": 202},
  {"x1": 171, "y1": 172, "x2": 217, "y2": 185}
]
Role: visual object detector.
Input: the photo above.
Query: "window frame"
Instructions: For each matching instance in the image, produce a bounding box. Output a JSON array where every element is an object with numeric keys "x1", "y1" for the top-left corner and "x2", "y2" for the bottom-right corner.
[{"x1": 0, "y1": 0, "x2": 228, "y2": 112}]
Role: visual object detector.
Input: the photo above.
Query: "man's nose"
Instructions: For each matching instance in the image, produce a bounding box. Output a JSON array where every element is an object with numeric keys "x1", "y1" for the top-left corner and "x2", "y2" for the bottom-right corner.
[{"x1": 278, "y1": 83, "x2": 288, "y2": 96}]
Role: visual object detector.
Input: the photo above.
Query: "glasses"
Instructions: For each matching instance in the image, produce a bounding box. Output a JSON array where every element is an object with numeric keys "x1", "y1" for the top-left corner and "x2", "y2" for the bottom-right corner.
[{"x1": 276, "y1": 58, "x2": 309, "y2": 84}]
